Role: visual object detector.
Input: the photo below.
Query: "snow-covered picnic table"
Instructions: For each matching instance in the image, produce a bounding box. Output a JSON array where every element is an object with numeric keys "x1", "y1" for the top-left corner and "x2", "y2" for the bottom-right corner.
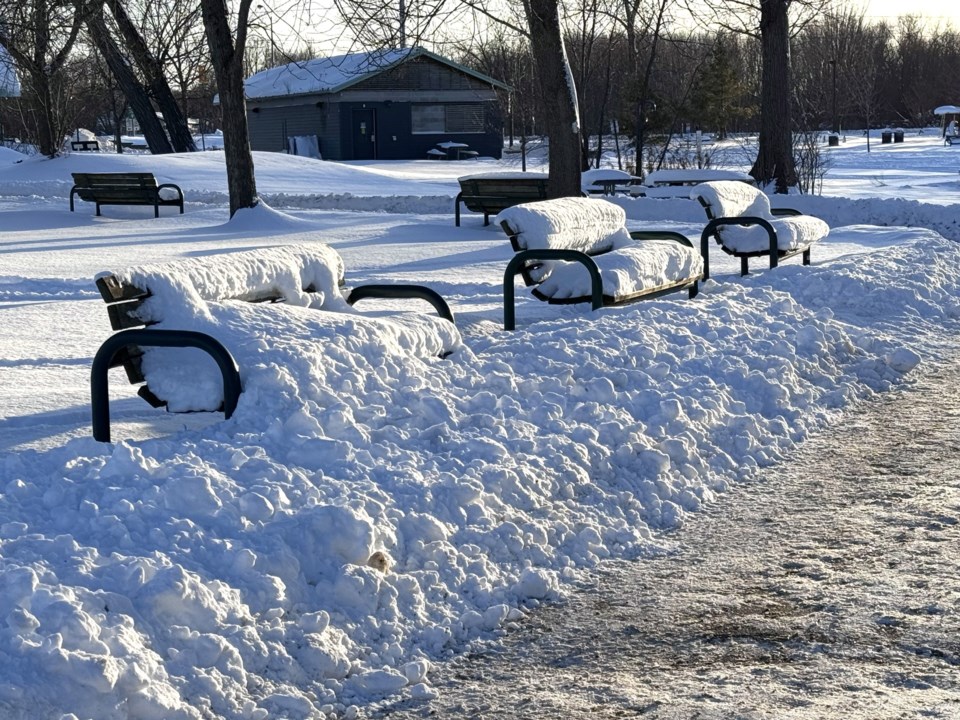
[
  {"x1": 581, "y1": 168, "x2": 640, "y2": 196},
  {"x1": 630, "y1": 169, "x2": 756, "y2": 198}
]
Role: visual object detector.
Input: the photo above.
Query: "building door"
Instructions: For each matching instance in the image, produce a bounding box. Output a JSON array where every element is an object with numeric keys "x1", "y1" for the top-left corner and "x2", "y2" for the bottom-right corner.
[{"x1": 351, "y1": 108, "x2": 377, "y2": 159}]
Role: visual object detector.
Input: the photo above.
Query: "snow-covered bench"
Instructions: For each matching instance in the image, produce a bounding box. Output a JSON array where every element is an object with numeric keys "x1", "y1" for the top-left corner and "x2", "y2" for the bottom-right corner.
[
  {"x1": 455, "y1": 172, "x2": 550, "y2": 226},
  {"x1": 691, "y1": 181, "x2": 830, "y2": 279},
  {"x1": 91, "y1": 245, "x2": 459, "y2": 441},
  {"x1": 498, "y1": 197, "x2": 702, "y2": 330},
  {"x1": 70, "y1": 172, "x2": 184, "y2": 217}
]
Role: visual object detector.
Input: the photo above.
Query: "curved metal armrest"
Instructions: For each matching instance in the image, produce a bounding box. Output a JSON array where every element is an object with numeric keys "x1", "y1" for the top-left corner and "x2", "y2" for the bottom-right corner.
[
  {"x1": 503, "y1": 248, "x2": 602, "y2": 330},
  {"x1": 346, "y1": 284, "x2": 456, "y2": 324},
  {"x1": 630, "y1": 230, "x2": 695, "y2": 249},
  {"x1": 157, "y1": 183, "x2": 184, "y2": 201},
  {"x1": 700, "y1": 215, "x2": 778, "y2": 279},
  {"x1": 92, "y1": 329, "x2": 241, "y2": 443}
]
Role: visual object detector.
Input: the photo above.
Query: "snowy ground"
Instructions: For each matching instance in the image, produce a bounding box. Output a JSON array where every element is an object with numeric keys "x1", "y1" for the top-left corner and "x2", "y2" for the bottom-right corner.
[
  {"x1": 1, "y1": 130, "x2": 959, "y2": 719},
  {"x1": 369, "y1": 355, "x2": 960, "y2": 719}
]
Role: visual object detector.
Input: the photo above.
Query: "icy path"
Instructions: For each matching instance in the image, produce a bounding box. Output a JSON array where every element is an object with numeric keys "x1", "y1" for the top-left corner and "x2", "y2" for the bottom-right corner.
[{"x1": 372, "y1": 358, "x2": 960, "y2": 719}]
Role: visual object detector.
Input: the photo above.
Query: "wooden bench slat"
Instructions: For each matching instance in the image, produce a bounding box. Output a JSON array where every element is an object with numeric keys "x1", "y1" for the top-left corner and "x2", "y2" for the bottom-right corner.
[{"x1": 455, "y1": 175, "x2": 550, "y2": 227}]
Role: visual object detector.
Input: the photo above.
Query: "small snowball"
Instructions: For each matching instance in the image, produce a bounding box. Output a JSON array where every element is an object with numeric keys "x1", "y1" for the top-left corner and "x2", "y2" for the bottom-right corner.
[{"x1": 885, "y1": 348, "x2": 921, "y2": 373}]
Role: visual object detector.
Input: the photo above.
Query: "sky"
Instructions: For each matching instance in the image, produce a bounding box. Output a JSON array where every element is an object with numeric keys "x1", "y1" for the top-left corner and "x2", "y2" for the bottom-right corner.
[
  {"x1": 858, "y1": 0, "x2": 959, "y2": 26},
  {"x1": 1, "y1": 132, "x2": 959, "y2": 719}
]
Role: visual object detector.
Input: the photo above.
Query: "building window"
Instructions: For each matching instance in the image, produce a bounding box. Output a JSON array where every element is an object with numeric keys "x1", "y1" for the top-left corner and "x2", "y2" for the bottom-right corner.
[{"x1": 412, "y1": 104, "x2": 484, "y2": 134}]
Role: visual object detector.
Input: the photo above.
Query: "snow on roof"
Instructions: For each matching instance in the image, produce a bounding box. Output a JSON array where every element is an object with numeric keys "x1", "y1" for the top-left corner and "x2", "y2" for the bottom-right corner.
[
  {"x1": 0, "y1": 44, "x2": 20, "y2": 98},
  {"x1": 934, "y1": 105, "x2": 960, "y2": 115},
  {"x1": 244, "y1": 46, "x2": 508, "y2": 101}
]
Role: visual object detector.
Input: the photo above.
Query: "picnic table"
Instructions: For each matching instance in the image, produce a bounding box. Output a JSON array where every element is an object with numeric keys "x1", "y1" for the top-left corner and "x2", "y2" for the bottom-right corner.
[
  {"x1": 631, "y1": 169, "x2": 756, "y2": 198},
  {"x1": 581, "y1": 168, "x2": 640, "y2": 196},
  {"x1": 437, "y1": 141, "x2": 476, "y2": 160}
]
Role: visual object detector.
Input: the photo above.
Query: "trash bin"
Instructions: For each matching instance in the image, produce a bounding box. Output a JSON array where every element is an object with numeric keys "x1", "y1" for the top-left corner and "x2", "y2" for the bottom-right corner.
[
  {"x1": 828, "y1": 134, "x2": 839, "y2": 147},
  {"x1": 894, "y1": 129, "x2": 905, "y2": 143},
  {"x1": 881, "y1": 130, "x2": 893, "y2": 144}
]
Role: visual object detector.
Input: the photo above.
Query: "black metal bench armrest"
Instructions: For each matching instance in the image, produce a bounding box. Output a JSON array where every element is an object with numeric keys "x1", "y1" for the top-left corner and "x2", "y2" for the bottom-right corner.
[
  {"x1": 91, "y1": 329, "x2": 241, "y2": 443},
  {"x1": 770, "y1": 207, "x2": 802, "y2": 217},
  {"x1": 156, "y1": 183, "x2": 184, "y2": 201},
  {"x1": 700, "y1": 215, "x2": 778, "y2": 279},
  {"x1": 346, "y1": 284, "x2": 456, "y2": 325},
  {"x1": 503, "y1": 249, "x2": 602, "y2": 330}
]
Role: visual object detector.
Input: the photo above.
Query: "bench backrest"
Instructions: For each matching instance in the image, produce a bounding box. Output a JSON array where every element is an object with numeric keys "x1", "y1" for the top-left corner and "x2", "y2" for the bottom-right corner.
[
  {"x1": 498, "y1": 197, "x2": 631, "y2": 254},
  {"x1": 457, "y1": 174, "x2": 550, "y2": 213},
  {"x1": 497, "y1": 197, "x2": 632, "y2": 284},
  {"x1": 690, "y1": 181, "x2": 773, "y2": 221},
  {"x1": 73, "y1": 172, "x2": 159, "y2": 190}
]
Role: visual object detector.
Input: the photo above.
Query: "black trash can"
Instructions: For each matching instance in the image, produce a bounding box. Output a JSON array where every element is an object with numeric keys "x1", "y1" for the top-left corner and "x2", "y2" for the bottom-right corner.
[
  {"x1": 828, "y1": 134, "x2": 839, "y2": 147},
  {"x1": 881, "y1": 130, "x2": 893, "y2": 144},
  {"x1": 894, "y1": 129, "x2": 905, "y2": 143}
]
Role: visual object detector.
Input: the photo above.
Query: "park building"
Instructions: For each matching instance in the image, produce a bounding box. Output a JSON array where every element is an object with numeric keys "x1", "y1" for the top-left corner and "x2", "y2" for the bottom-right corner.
[{"x1": 242, "y1": 46, "x2": 509, "y2": 161}]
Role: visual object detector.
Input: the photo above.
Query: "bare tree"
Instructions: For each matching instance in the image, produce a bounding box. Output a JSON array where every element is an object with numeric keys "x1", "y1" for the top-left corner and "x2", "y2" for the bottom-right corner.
[
  {"x1": 105, "y1": 0, "x2": 197, "y2": 151},
  {"x1": 688, "y1": 0, "x2": 827, "y2": 192},
  {"x1": 524, "y1": 0, "x2": 582, "y2": 196},
  {"x1": 136, "y1": 0, "x2": 209, "y2": 123},
  {"x1": 199, "y1": 0, "x2": 258, "y2": 215},
  {"x1": 0, "y1": 0, "x2": 88, "y2": 155},
  {"x1": 85, "y1": 3, "x2": 175, "y2": 153}
]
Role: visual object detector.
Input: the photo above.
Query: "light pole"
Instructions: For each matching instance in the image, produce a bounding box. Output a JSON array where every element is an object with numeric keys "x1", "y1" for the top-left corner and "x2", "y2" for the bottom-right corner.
[{"x1": 830, "y1": 59, "x2": 838, "y2": 134}]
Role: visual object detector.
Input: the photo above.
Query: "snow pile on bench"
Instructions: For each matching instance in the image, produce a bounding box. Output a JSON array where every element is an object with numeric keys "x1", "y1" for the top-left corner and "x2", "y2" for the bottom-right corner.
[
  {"x1": 499, "y1": 196, "x2": 632, "y2": 255},
  {"x1": 103, "y1": 244, "x2": 349, "y2": 321},
  {"x1": 693, "y1": 182, "x2": 830, "y2": 253},
  {"x1": 498, "y1": 197, "x2": 702, "y2": 302},
  {"x1": 97, "y1": 245, "x2": 460, "y2": 412}
]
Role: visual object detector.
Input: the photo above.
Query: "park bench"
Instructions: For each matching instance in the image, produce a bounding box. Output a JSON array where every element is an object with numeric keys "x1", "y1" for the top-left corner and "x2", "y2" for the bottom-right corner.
[
  {"x1": 91, "y1": 244, "x2": 459, "y2": 442},
  {"x1": 498, "y1": 197, "x2": 702, "y2": 330},
  {"x1": 71, "y1": 140, "x2": 100, "y2": 152},
  {"x1": 690, "y1": 181, "x2": 830, "y2": 279},
  {"x1": 70, "y1": 172, "x2": 185, "y2": 217},
  {"x1": 455, "y1": 172, "x2": 550, "y2": 226}
]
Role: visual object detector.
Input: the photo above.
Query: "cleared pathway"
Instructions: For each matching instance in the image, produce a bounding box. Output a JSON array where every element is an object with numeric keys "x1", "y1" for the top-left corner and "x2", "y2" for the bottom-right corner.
[{"x1": 372, "y1": 358, "x2": 960, "y2": 719}]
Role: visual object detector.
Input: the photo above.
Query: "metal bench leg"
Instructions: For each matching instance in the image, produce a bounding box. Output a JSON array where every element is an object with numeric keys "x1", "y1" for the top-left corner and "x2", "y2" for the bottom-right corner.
[
  {"x1": 803, "y1": 248, "x2": 811, "y2": 265},
  {"x1": 741, "y1": 256, "x2": 749, "y2": 275}
]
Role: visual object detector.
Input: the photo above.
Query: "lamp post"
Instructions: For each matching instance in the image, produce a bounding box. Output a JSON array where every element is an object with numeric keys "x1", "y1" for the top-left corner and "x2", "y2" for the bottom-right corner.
[{"x1": 830, "y1": 59, "x2": 838, "y2": 134}]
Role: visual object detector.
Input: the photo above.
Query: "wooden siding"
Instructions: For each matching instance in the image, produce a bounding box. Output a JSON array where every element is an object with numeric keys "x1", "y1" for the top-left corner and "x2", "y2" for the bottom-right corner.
[
  {"x1": 247, "y1": 103, "x2": 340, "y2": 158},
  {"x1": 354, "y1": 57, "x2": 492, "y2": 93},
  {"x1": 244, "y1": 55, "x2": 504, "y2": 160}
]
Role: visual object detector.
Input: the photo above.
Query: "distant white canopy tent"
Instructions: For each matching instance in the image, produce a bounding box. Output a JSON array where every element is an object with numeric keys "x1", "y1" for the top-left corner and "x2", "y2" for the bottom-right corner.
[
  {"x1": 934, "y1": 105, "x2": 960, "y2": 136},
  {"x1": 0, "y1": 45, "x2": 20, "y2": 98}
]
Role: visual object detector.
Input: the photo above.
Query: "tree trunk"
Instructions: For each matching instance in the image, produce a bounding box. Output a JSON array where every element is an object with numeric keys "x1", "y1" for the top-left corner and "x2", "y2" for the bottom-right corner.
[
  {"x1": 200, "y1": 0, "x2": 258, "y2": 216},
  {"x1": 106, "y1": 0, "x2": 197, "y2": 153},
  {"x1": 525, "y1": 0, "x2": 582, "y2": 198},
  {"x1": 86, "y1": 11, "x2": 174, "y2": 155},
  {"x1": 29, "y1": 74, "x2": 57, "y2": 156},
  {"x1": 749, "y1": 0, "x2": 797, "y2": 193}
]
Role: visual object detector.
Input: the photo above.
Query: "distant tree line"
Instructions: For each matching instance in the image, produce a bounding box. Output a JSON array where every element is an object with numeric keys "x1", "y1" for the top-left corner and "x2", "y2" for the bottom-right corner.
[
  {"x1": 0, "y1": 0, "x2": 957, "y2": 204},
  {"x1": 460, "y1": 9, "x2": 960, "y2": 168}
]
